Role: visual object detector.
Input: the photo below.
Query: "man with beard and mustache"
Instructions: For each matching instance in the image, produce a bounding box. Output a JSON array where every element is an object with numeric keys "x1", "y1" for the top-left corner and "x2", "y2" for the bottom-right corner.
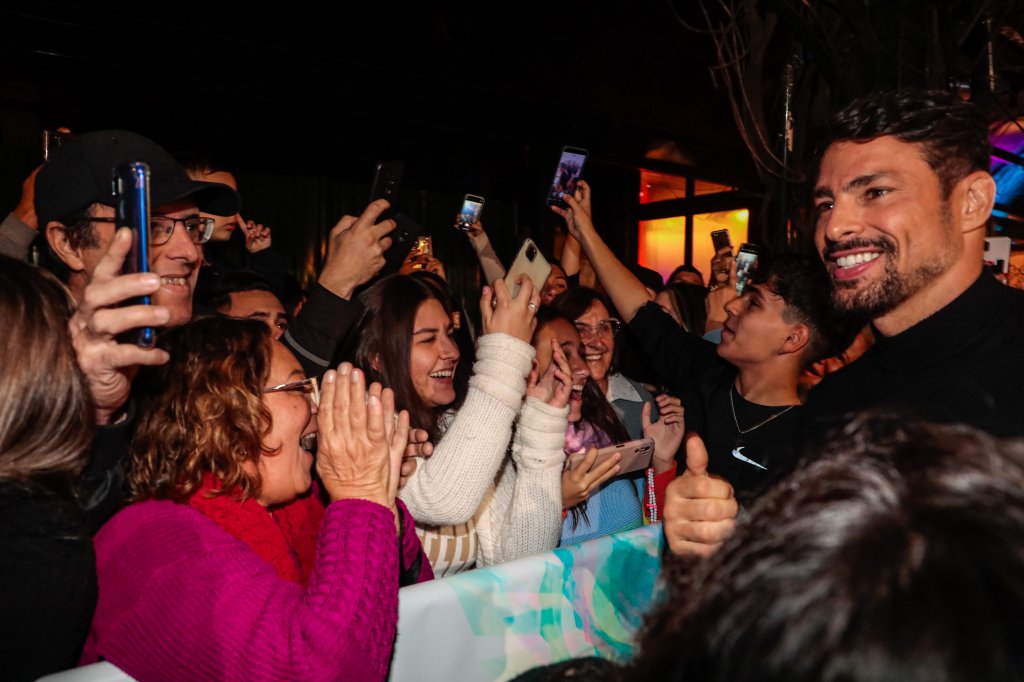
[
  {"x1": 802, "y1": 88, "x2": 1024, "y2": 440},
  {"x1": 662, "y1": 88, "x2": 1024, "y2": 558}
]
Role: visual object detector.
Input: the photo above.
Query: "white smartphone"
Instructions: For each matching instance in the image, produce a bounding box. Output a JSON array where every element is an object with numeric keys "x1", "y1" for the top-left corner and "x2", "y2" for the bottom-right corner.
[
  {"x1": 568, "y1": 437, "x2": 655, "y2": 476},
  {"x1": 505, "y1": 238, "x2": 552, "y2": 298}
]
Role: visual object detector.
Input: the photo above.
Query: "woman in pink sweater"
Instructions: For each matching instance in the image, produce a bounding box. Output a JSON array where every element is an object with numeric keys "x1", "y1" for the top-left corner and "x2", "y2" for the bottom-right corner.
[{"x1": 82, "y1": 317, "x2": 430, "y2": 681}]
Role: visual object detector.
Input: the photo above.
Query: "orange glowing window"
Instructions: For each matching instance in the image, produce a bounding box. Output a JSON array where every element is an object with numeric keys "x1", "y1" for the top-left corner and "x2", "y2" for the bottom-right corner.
[{"x1": 638, "y1": 209, "x2": 748, "y2": 285}]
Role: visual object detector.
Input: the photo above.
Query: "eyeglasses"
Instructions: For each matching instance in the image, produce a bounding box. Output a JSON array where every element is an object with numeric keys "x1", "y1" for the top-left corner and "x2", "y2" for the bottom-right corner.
[
  {"x1": 574, "y1": 318, "x2": 622, "y2": 338},
  {"x1": 263, "y1": 377, "x2": 320, "y2": 407},
  {"x1": 91, "y1": 216, "x2": 215, "y2": 245}
]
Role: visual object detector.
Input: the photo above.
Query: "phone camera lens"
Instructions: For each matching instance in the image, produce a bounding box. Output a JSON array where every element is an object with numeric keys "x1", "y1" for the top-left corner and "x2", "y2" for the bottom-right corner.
[{"x1": 526, "y1": 245, "x2": 537, "y2": 261}]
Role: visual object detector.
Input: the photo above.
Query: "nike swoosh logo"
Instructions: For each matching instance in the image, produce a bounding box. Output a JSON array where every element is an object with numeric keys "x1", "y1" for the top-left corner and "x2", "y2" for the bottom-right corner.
[{"x1": 732, "y1": 446, "x2": 767, "y2": 470}]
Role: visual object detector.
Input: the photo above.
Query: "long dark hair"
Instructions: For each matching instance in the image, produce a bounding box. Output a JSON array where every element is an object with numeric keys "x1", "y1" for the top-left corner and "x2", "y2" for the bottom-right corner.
[
  {"x1": 532, "y1": 308, "x2": 630, "y2": 529},
  {"x1": 662, "y1": 282, "x2": 708, "y2": 336},
  {"x1": 0, "y1": 256, "x2": 93, "y2": 486},
  {"x1": 347, "y1": 274, "x2": 472, "y2": 441}
]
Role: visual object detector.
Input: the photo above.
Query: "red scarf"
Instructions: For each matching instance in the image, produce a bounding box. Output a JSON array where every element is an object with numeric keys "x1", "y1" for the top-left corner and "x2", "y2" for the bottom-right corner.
[{"x1": 187, "y1": 475, "x2": 324, "y2": 585}]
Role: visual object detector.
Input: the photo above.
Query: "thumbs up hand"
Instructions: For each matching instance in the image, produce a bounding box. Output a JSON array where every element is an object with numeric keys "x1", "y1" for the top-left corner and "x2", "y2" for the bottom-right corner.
[{"x1": 662, "y1": 432, "x2": 738, "y2": 557}]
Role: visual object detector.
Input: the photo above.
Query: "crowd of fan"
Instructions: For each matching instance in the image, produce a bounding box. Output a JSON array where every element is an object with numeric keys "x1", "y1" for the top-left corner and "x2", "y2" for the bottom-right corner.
[{"x1": 3, "y1": 88, "x2": 1024, "y2": 681}]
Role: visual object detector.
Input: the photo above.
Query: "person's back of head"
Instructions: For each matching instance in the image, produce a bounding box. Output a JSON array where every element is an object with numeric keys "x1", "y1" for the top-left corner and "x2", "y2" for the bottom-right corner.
[{"x1": 632, "y1": 412, "x2": 1024, "y2": 681}]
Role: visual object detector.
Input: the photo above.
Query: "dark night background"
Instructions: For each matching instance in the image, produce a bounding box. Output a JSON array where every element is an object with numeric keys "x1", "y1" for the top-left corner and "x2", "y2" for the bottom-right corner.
[{"x1": 2, "y1": 1, "x2": 1022, "y2": 296}]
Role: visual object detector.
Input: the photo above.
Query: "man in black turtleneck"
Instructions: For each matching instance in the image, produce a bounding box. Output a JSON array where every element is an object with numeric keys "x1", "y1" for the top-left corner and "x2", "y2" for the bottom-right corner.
[
  {"x1": 803, "y1": 88, "x2": 1024, "y2": 440},
  {"x1": 663, "y1": 88, "x2": 1024, "y2": 557}
]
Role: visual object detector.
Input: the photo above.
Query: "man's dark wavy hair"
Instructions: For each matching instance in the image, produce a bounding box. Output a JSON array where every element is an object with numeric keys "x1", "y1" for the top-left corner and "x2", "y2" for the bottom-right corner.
[{"x1": 820, "y1": 88, "x2": 991, "y2": 197}]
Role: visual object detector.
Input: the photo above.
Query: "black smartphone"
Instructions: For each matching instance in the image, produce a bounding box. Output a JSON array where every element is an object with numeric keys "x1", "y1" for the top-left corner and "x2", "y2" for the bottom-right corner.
[
  {"x1": 379, "y1": 212, "x2": 425, "y2": 277},
  {"x1": 368, "y1": 161, "x2": 403, "y2": 222},
  {"x1": 113, "y1": 162, "x2": 156, "y2": 348},
  {"x1": 711, "y1": 229, "x2": 732, "y2": 253},
  {"x1": 42, "y1": 130, "x2": 73, "y2": 161},
  {"x1": 735, "y1": 243, "x2": 760, "y2": 297},
  {"x1": 546, "y1": 146, "x2": 588, "y2": 208},
  {"x1": 456, "y1": 194, "x2": 485, "y2": 231}
]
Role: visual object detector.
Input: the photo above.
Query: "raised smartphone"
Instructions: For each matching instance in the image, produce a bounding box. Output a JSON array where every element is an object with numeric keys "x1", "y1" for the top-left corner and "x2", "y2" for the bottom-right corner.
[
  {"x1": 113, "y1": 162, "x2": 156, "y2": 348},
  {"x1": 568, "y1": 437, "x2": 655, "y2": 476},
  {"x1": 456, "y1": 194, "x2": 485, "y2": 231},
  {"x1": 735, "y1": 243, "x2": 760, "y2": 296},
  {"x1": 368, "y1": 161, "x2": 403, "y2": 222},
  {"x1": 546, "y1": 146, "x2": 588, "y2": 208},
  {"x1": 711, "y1": 229, "x2": 732, "y2": 252},
  {"x1": 505, "y1": 238, "x2": 552, "y2": 298}
]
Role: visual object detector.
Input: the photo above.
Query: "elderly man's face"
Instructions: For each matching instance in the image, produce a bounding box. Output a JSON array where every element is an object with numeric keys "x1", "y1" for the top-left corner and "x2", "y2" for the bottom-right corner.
[{"x1": 80, "y1": 199, "x2": 203, "y2": 327}]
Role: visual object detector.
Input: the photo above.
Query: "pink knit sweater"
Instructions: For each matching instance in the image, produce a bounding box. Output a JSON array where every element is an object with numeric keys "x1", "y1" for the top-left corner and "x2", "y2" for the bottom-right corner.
[{"x1": 81, "y1": 498, "x2": 425, "y2": 681}]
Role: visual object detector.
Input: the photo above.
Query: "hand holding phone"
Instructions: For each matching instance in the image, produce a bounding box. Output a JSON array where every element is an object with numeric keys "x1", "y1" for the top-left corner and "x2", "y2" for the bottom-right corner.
[
  {"x1": 546, "y1": 146, "x2": 588, "y2": 208},
  {"x1": 455, "y1": 194, "x2": 485, "y2": 231},
  {"x1": 113, "y1": 162, "x2": 156, "y2": 348},
  {"x1": 505, "y1": 239, "x2": 552, "y2": 299},
  {"x1": 368, "y1": 161, "x2": 403, "y2": 222},
  {"x1": 568, "y1": 437, "x2": 655, "y2": 476},
  {"x1": 561, "y1": 446, "x2": 623, "y2": 509}
]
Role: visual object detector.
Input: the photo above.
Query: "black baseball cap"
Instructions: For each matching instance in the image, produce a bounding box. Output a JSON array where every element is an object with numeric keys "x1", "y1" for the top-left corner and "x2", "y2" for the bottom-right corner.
[{"x1": 35, "y1": 130, "x2": 240, "y2": 227}]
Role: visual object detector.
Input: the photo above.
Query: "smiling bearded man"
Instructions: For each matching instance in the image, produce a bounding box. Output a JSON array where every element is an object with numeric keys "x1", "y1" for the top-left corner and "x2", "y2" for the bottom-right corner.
[{"x1": 803, "y1": 88, "x2": 1024, "y2": 439}]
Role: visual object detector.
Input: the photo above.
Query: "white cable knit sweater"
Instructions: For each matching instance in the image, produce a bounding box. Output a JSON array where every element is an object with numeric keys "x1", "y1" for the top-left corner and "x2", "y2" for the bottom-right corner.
[{"x1": 399, "y1": 333, "x2": 568, "y2": 576}]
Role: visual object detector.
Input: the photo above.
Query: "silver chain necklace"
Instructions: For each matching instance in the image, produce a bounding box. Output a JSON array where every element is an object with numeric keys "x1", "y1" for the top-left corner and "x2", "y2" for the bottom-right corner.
[{"x1": 729, "y1": 384, "x2": 796, "y2": 448}]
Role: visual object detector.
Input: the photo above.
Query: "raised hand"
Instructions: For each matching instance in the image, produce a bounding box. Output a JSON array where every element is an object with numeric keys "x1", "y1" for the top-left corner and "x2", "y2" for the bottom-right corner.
[
  {"x1": 643, "y1": 395, "x2": 685, "y2": 474},
  {"x1": 662, "y1": 432, "x2": 738, "y2": 557},
  {"x1": 478, "y1": 277, "x2": 540, "y2": 343},
  {"x1": 316, "y1": 362, "x2": 408, "y2": 516},
  {"x1": 319, "y1": 199, "x2": 395, "y2": 299},
  {"x1": 68, "y1": 227, "x2": 170, "y2": 424},
  {"x1": 706, "y1": 249, "x2": 738, "y2": 332},
  {"x1": 242, "y1": 219, "x2": 272, "y2": 253},
  {"x1": 549, "y1": 179, "x2": 594, "y2": 241},
  {"x1": 526, "y1": 339, "x2": 573, "y2": 409}
]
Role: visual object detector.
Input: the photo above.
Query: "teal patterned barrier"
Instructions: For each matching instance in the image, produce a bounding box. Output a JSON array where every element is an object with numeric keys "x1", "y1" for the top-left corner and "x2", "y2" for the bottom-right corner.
[{"x1": 390, "y1": 523, "x2": 665, "y2": 681}]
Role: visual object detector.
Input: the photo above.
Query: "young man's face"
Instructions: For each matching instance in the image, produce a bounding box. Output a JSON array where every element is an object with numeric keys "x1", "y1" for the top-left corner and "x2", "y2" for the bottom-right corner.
[
  {"x1": 717, "y1": 283, "x2": 799, "y2": 367},
  {"x1": 80, "y1": 199, "x2": 203, "y2": 327},
  {"x1": 221, "y1": 289, "x2": 289, "y2": 339},
  {"x1": 813, "y1": 135, "x2": 962, "y2": 320}
]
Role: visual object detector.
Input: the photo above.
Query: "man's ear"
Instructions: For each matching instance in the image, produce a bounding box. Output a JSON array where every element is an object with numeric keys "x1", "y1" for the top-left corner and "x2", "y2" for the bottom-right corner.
[
  {"x1": 780, "y1": 323, "x2": 810, "y2": 357},
  {"x1": 958, "y1": 170, "x2": 997, "y2": 234},
  {"x1": 45, "y1": 220, "x2": 86, "y2": 272},
  {"x1": 369, "y1": 353, "x2": 381, "y2": 374}
]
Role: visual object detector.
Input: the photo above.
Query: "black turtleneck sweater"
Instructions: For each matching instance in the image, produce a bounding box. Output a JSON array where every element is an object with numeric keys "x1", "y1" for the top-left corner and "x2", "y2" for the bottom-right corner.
[{"x1": 804, "y1": 272, "x2": 1024, "y2": 441}]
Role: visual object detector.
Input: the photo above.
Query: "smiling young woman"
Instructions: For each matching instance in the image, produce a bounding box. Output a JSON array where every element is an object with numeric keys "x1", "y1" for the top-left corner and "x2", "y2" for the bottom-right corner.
[{"x1": 350, "y1": 273, "x2": 571, "y2": 576}]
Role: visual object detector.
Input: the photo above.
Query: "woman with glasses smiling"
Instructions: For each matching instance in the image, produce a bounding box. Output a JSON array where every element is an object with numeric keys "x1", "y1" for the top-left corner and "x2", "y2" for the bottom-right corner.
[{"x1": 81, "y1": 317, "x2": 430, "y2": 680}]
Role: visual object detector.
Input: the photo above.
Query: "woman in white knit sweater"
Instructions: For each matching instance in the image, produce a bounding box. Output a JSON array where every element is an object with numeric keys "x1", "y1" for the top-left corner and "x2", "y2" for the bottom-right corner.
[{"x1": 350, "y1": 273, "x2": 570, "y2": 577}]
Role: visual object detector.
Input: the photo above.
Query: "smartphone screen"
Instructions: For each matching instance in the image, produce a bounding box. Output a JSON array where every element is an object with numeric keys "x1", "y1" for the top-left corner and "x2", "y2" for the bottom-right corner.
[
  {"x1": 735, "y1": 244, "x2": 760, "y2": 297},
  {"x1": 546, "y1": 146, "x2": 588, "y2": 208},
  {"x1": 456, "y1": 194, "x2": 485, "y2": 230},
  {"x1": 113, "y1": 162, "x2": 156, "y2": 348}
]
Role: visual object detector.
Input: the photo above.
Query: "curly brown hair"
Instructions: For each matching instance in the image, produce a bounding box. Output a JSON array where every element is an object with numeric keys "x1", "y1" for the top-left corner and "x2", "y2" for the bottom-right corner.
[{"x1": 128, "y1": 317, "x2": 274, "y2": 502}]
